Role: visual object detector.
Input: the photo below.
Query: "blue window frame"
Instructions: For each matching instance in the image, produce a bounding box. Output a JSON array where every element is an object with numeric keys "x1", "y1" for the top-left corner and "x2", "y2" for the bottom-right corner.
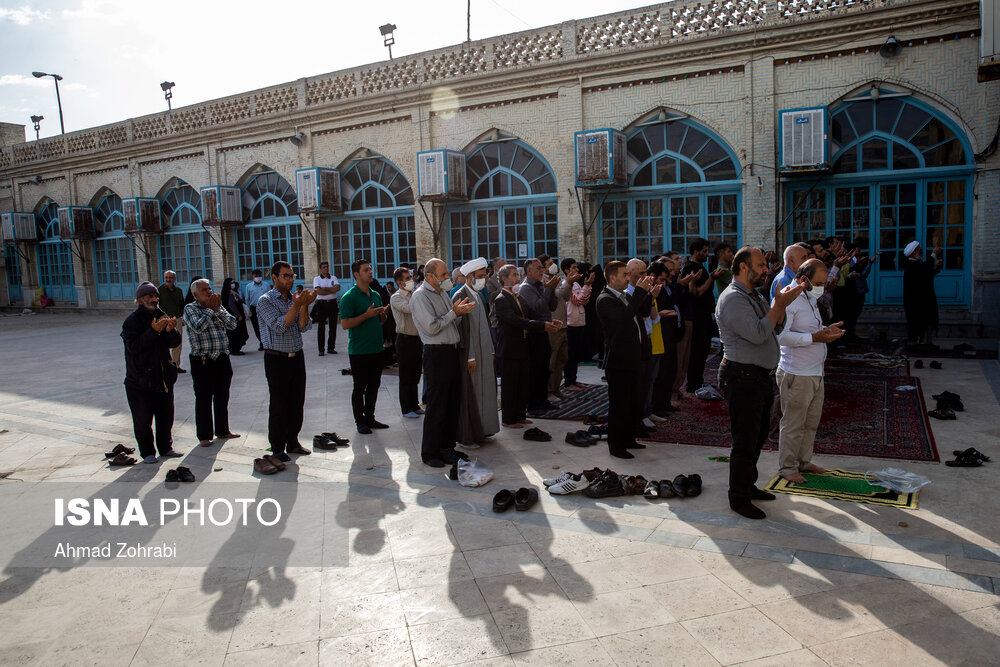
[
  {"x1": 235, "y1": 170, "x2": 303, "y2": 284},
  {"x1": 159, "y1": 181, "x2": 212, "y2": 287},
  {"x1": 37, "y1": 202, "x2": 77, "y2": 303},
  {"x1": 449, "y1": 138, "x2": 558, "y2": 266},
  {"x1": 329, "y1": 157, "x2": 415, "y2": 287},
  {"x1": 598, "y1": 118, "x2": 742, "y2": 263},
  {"x1": 93, "y1": 194, "x2": 138, "y2": 301},
  {"x1": 4, "y1": 241, "x2": 22, "y2": 304},
  {"x1": 786, "y1": 93, "x2": 974, "y2": 306}
]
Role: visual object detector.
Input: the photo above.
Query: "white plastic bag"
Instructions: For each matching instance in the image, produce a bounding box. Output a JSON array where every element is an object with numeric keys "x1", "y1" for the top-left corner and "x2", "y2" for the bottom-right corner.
[
  {"x1": 695, "y1": 385, "x2": 724, "y2": 401},
  {"x1": 864, "y1": 467, "x2": 931, "y2": 493},
  {"x1": 457, "y1": 459, "x2": 494, "y2": 487}
]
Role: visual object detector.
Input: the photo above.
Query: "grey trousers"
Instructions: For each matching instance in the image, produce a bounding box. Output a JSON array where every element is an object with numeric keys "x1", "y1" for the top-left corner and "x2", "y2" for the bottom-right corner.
[{"x1": 776, "y1": 369, "x2": 825, "y2": 477}]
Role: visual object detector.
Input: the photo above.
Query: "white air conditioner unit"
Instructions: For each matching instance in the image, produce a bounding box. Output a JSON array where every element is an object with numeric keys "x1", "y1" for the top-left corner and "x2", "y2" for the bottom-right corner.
[
  {"x1": 122, "y1": 198, "x2": 163, "y2": 234},
  {"x1": 981, "y1": 0, "x2": 1000, "y2": 80},
  {"x1": 57, "y1": 206, "x2": 96, "y2": 240},
  {"x1": 296, "y1": 168, "x2": 341, "y2": 211},
  {"x1": 575, "y1": 129, "x2": 627, "y2": 187},
  {"x1": 1, "y1": 212, "x2": 36, "y2": 242},
  {"x1": 200, "y1": 186, "x2": 243, "y2": 226},
  {"x1": 417, "y1": 150, "x2": 467, "y2": 199},
  {"x1": 779, "y1": 108, "x2": 828, "y2": 170}
]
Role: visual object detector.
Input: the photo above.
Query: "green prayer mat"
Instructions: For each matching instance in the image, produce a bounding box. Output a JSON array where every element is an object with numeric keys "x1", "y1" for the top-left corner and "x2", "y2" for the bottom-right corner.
[{"x1": 764, "y1": 468, "x2": 919, "y2": 509}]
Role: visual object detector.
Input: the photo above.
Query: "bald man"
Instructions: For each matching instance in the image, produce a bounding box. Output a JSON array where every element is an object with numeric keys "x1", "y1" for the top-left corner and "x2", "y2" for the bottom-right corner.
[
  {"x1": 410, "y1": 258, "x2": 476, "y2": 467},
  {"x1": 769, "y1": 244, "x2": 809, "y2": 301}
]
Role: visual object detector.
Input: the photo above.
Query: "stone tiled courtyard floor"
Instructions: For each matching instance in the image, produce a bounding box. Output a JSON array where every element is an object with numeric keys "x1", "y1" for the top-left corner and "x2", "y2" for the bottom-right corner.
[{"x1": 1, "y1": 312, "x2": 998, "y2": 666}]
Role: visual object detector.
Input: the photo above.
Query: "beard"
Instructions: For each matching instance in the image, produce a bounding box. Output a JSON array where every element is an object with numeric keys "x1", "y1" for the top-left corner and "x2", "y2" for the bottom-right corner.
[{"x1": 747, "y1": 268, "x2": 765, "y2": 287}]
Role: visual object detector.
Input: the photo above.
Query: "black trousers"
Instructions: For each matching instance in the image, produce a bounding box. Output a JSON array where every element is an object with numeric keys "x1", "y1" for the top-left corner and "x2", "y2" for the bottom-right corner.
[
  {"x1": 605, "y1": 366, "x2": 639, "y2": 455},
  {"x1": 687, "y1": 315, "x2": 713, "y2": 390},
  {"x1": 421, "y1": 345, "x2": 461, "y2": 460},
  {"x1": 564, "y1": 326, "x2": 586, "y2": 386},
  {"x1": 500, "y1": 357, "x2": 529, "y2": 425},
  {"x1": 125, "y1": 385, "x2": 174, "y2": 459},
  {"x1": 395, "y1": 333, "x2": 423, "y2": 414},
  {"x1": 263, "y1": 351, "x2": 306, "y2": 454},
  {"x1": 313, "y1": 299, "x2": 339, "y2": 353},
  {"x1": 718, "y1": 360, "x2": 774, "y2": 505},
  {"x1": 651, "y1": 331, "x2": 678, "y2": 413},
  {"x1": 527, "y1": 331, "x2": 551, "y2": 410},
  {"x1": 249, "y1": 306, "x2": 262, "y2": 347},
  {"x1": 349, "y1": 352, "x2": 383, "y2": 426},
  {"x1": 190, "y1": 353, "x2": 233, "y2": 441}
]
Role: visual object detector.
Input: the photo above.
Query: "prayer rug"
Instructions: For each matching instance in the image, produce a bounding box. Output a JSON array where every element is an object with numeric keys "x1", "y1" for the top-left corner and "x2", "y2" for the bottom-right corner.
[
  {"x1": 533, "y1": 383, "x2": 610, "y2": 420},
  {"x1": 764, "y1": 468, "x2": 920, "y2": 509}
]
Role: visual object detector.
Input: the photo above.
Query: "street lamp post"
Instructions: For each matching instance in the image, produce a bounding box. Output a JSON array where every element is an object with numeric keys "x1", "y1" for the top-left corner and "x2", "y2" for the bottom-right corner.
[
  {"x1": 379, "y1": 23, "x2": 397, "y2": 60},
  {"x1": 30, "y1": 115, "x2": 43, "y2": 140},
  {"x1": 160, "y1": 81, "x2": 175, "y2": 111},
  {"x1": 31, "y1": 71, "x2": 65, "y2": 134}
]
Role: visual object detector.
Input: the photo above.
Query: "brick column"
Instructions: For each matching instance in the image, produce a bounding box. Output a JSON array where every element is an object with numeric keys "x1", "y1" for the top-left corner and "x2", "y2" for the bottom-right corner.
[
  {"x1": 300, "y1": 211, "x2": 323, "y2": 278},
  {"x1": 556, "y1": 80, "x2": 585, "y2": 262},
  {"x1": 742, "y1": 56, "x2": 776, "y2": 249},
  {"x1": 71, "y1": 239, "x2": 96, "y2": 307}
]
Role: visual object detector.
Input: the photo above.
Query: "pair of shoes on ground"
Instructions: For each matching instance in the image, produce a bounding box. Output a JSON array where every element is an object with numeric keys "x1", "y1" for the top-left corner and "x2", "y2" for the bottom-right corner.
[
  {"x1": 913, "y1": 360, "x2": 943, "y2": 370},
  {"x1": 523, "y1": 427, "x2": 551, "y2": 442},
  {"x1": 946, "y1": 447, "x2": 990, "y2": 467},
  {"x1": 928, "y1": 399, "x2": 959, "y2": 420},
  {"x1": 584, "y1": 470, "x2": 649, "y2": 498},
  {"x1": 564, "y1": 430, "x2": 599, "y2": 447},
  {"x1": 165, "y1": 466, "x2": 195, "y2": 484},
  {"x1": 105, "y1": 444, "x2": 136, "y2": 465},
  {"x1": 313, "y1": 432, "x2": 350, "y2": 450},
  {"x1": 357, "y1": 419, "x2": 389, "y2": 434},
  {"x1": 254, "y1": 454, "x2": 287, "y2": 474},
  {"x1": 544, "y1": 468, "x2": 602, "y2": 495},
  {"x1": 932, "y1": 391, "x2": 964, "y2": 411},
  {"x1": 644, "y1": 474, "x2": 702, "y2": 499},
  {"x1": 493, "y1": 487, "x2": 539, "y2": 512},
  {"x1": 586, "y1": 424, "x2": 608, "y2": 439}
]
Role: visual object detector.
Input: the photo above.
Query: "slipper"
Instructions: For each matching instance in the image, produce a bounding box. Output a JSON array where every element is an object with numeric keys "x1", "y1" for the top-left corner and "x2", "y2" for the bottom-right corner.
[
  {"x1": 946, "y1": 453, "x2": 982, "y2": 467},
  {"x1": 165, "y1": 469, "x2": 180, "y2": 483},
  {"x1": 176, "y1": 466, "x2": 196, "y2": 482},
  {"x1": 672, "y1": 474, "x2": 691, "y2": 497},
  {"x1": 685, "y1": 473, "x2": 703, "y2": 497},
  {"x1": 953, "y1": 448, "x2": 990, "y2": 463},
  {"x1": 109, "y1": 453, "x2": 137, "y2": 466},
  {"x1": 104, "y1": 444, "x2": 135, "y2": 458}
]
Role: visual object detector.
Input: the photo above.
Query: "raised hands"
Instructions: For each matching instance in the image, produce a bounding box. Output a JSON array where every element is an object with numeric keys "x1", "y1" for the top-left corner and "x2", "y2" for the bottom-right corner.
[
  {"x1": 636, "y1": 275, "x2": 655, "y2": 293},
  {"x1": 774, "y1": 281, "x2": 806, "y2": 309},
  {"x1": 584, "y1": 271, "x2": 596, "y2": 286},
  {"x1": 543, "y1": 273, "x2": 561, "y2": 290},
  {"x1": 293, "y1": 288, "x2": 317, "y2": 308},
  {"x1": 565, "y1": 268, "x2": 581, "y2": 285},
  {"x1": 207, "y1": 293, "x2": 222, "y2": 311},
  {"x1": 813, "y1": 321, "x2": 846, "y2": 343},
  {"x1": 453, "y1": 297, "x2": 475, "y2": 316}
]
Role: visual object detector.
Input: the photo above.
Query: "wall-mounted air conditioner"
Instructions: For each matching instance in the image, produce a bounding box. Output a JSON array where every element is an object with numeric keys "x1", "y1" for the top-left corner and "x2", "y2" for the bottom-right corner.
[
  {"x1": 295, "y1": 168, "x2": 342, "y2": 211},
  {"x1": 575, "y1": 129, "x2": 627, "y2": 187},
  {"x1": 1, "y1": 212, "x2": 37, "y2": 242},
  {"x1": 779, "y1": 108, "x2": 828, "y2": 171},
  {"x1": 122, "y1": 198, "x2": 163, "y2": 233},
  {"x1": 417, "y1": 150, "x2": 467, "y2": 199},
  {"x1": 200, "y1": 186, "x2": 243, "y2": 226},
  {"x1": 57, "y1": 206, "x2": 96, "y2": 240},
  {"x1": 981, "y1": 0, "x2": 999, "y2": 80}
]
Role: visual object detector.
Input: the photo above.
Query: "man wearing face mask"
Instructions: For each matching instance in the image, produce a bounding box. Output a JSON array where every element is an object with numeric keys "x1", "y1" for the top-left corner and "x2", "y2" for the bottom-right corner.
[
  {"x1": 453, "y1": 257, "x2": 499, "y2": 447},
  {"x1": 243, "y1": 268, "x2": 270, "y2": 351},
  {"x1": 391, "y1": 266, "x2": 423, "y2": 418},
  {"x1": 774, "y1": 258, "x2": 844, "y2": 483},
  {"x1": 410, "y1": 258, "x2": 476, "y2": 467}
]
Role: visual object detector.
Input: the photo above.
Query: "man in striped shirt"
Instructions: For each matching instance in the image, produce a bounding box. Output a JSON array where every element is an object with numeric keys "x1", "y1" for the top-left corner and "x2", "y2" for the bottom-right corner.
[{"x1": 184, "y1": 278, "x2": 241, "y2": 448}]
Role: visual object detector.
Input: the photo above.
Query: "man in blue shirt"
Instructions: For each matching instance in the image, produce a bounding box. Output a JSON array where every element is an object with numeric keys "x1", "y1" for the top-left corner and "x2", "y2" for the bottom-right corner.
[
  {"x1": 243, "y1": 268, "x2": 270, "y2": 351},
  {"x1": 769, "y1": 244, "x2": 809, "y2": 301},
  {"x1": 256, "y1": 261, "x2": 316, "y2": 462}
]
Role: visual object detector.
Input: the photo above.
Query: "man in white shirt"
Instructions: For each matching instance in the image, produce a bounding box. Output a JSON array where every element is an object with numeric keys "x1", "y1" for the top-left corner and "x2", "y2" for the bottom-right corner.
[
  {"x1": 775, "y1": 258, "x2": 846, "y2": 483},
  {"x1": 312, "y1": 261, "x2": 341, "y2": 356}
]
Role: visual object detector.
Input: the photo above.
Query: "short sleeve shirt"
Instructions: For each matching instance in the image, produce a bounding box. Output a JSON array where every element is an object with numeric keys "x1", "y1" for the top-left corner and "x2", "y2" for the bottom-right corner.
[{"x1": 339, "y1": 285, "x2": 384, "y2": 355}]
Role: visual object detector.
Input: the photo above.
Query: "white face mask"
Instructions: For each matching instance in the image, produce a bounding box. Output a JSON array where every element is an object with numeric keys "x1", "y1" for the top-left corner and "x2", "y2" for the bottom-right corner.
[
  {"x1": 253, "y1": 277, "x2": 262, "y2": 284},
  {"x1": 403, "y1": 280, "x2": 415, "y2": 292},
  {"x1": 472, "y1": 278, "x2": 486, "y2": 291},
  {"x1": 548, "y1": 263, "x2": 559, "y2": 275},
  {"x1": 808, "y1": 285, "x2": 825, "y2": 299},
  {"x1": 439, "y1": 278, "x2": 454, "y2": 292}
]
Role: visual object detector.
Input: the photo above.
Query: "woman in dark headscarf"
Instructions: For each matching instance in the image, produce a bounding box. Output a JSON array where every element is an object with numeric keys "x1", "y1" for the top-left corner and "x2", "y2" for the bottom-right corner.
[
  {"x1": 583, "y1": 264, "x2": 606, "y2": 362},
  {"x1": 220, "y1": 277, "x2": 249, "y2": 355}
]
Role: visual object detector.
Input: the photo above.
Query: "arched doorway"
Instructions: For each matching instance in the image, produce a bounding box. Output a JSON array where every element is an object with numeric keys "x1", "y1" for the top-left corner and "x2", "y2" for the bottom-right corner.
[
  {"x1": 37, "y1": 201, "x2": 77, "y2": 303},
  {"x1": 328, "y1": 155, "x2": 416, "y2": 286},
  {"x1": 234, "y1": 168, "x2": 303, "y2": 284},
  {"x1": 449, "y1": 134, "x2": 558, "y2": 266},
  {"x1": 159, "y1": 179, "x2": 212, "y2": 287},
  {"x1": 93, "y1": 192, "x2": 138, "y2": 301},
  {"x1": 786, "y1": 89, "x2": 974, "y2": 306},
  {"x1": 598, "y1": 115, "x2": 742, "y2": 263}
]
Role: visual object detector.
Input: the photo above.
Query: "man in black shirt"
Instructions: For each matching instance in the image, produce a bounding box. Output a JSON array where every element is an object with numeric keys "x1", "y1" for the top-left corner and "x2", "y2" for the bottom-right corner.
[{"x1": 680, "y1": 238, "x2": 727, "y2": 394}]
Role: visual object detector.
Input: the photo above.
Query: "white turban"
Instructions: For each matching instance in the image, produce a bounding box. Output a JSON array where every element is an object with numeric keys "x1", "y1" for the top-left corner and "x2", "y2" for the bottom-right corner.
[
  {"x1": 903, "y1": 241, "x2": 920, "y2": 257},
  {"x1": 460, "y1": 257, "x2": 488, "y2": 276}
]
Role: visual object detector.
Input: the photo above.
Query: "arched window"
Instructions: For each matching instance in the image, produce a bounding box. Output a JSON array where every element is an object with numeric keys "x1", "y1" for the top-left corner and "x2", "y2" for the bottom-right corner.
[
  {"x1": 36, "y1": 201, "x2": 76, "y2": 303},
  {"x1": 786, "y1": 91, "x2": 974, "y2": 307},
  {"x1": 599, "y1": 118, "x2": 742, "y2": 262},
  {"x1": 235, "y1": 169, "x2": 303, "y2": 282},
  {"x1": 450, "y1": 136, "x2": 558, "y2": 266},
  {"x1": 329, "y1": 156, "x2": 416, "y2": 285},
  {"x1": 93, "y1": 193, "x2": 138, "y2": 301},
  {"x1": 159, "y1": 180, "x2": 212, "y2": 286}
]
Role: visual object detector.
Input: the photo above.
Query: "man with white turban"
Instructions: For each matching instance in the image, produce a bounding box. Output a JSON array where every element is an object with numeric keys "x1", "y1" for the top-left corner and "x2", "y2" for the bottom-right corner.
[
  {"x1": 902, "y1": 240, "x2": 942, "y2": 346},
  {"x1": 453, "y1": 257, "x2": 499, "y2": 447}
]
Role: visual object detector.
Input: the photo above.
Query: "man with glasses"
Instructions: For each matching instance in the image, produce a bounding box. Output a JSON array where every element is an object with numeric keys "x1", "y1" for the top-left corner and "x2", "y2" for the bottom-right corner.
[{"x1": 256, "y1": 261, "x2": 317, "y2": 462}]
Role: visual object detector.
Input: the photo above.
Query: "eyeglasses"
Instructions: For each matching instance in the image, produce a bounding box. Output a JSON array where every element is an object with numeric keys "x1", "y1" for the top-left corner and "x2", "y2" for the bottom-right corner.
[{"x1": 278, "y1": 273, "x2": 296, "y2": 279}]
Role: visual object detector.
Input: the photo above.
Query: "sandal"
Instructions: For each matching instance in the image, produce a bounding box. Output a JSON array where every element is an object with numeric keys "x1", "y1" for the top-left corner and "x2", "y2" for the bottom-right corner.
[
  {"x1": 104, "y1": 444, "x2": 135, "y2": 459},
  {"x1": 952, "y1": 448, "x2": 990, "y2": 463},
  {"x1": 946, "y1": 452, "x2": 983, "y2": 467},
  {"x1": 109, "y1": 452, "x2": 137, "y2": 466}
]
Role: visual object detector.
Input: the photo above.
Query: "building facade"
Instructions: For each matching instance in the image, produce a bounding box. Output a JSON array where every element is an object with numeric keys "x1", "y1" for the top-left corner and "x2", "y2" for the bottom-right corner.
[{"x1": 1, "y1": 0, "x2": 997, "y2": 332}]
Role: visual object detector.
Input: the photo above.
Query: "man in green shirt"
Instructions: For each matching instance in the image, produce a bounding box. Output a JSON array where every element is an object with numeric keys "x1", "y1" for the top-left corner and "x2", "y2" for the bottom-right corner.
[
  {"x1": 158, "y1": 270, "x2": 187, "y2": 374},
  {"x1": 340, "y1": 258, "x2": 389, "y2": 434}
]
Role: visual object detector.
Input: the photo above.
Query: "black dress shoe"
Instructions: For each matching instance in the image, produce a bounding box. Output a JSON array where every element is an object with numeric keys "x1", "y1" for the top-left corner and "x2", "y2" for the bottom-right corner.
[
  {"x1": 287, "y1": 445, "x2": 311, "y2": 455},
  {"x1": 423, "y1": 457, "x2": 446, "y2": 468},
  {"x1": 442, "y1": 449, "x2": 471, "y2": 464},
  {"x1": 609, "y1": 449, "x2": 635, "y2": 459},
  {"x1": 493, "y1": 489, "x2": 515, "y2": 512},
  {"x1": 514, "y1": 487, "x2": 539, "y2": 511},
  {"x1": 369, "y1": 420, "x2": 389, "y2": 429},
  {"x1": 357, "y1": 424, "x2": 373, "y2": 434},
  {"x1": 751, "y1": 488, "x2": 776, "y2": 501},
  {"x1": 275, "y1": 452, "x2": 291, "y2": 463},
  {"x1": 731, "y1": 502, "x2": 766, "y2": 519},
  {"x1": 565, "y1": 432, "x2": 591, "y2": 447},
  {"x1": 312, "y1": 435, "x2": 338, "y2": 450},
  {"x1": 177, "y1": 367, "x2": 187, "y2": 374},
  {"x1": 686, "y1": 474, "x2": 702, "y2": 496},
  {"x1": 321, "y1": 432, "x2": 351, "y2": 444}
]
